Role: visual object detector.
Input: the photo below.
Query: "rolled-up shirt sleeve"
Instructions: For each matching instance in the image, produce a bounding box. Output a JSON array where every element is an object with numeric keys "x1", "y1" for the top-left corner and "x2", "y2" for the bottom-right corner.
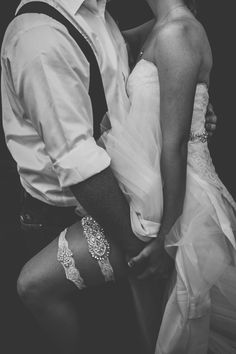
[{"x1": 11, "y1": 22, "x2": 111, "y2": 187}]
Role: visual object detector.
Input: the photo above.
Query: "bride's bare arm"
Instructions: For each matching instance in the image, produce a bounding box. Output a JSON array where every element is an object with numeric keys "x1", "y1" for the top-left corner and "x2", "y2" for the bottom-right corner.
[
  {"x1": 129, "y1": 23, "x2": 203, "y2": 278},
  {"x1": 155, "y1": 23, "x2": 201, "y2": 239}
]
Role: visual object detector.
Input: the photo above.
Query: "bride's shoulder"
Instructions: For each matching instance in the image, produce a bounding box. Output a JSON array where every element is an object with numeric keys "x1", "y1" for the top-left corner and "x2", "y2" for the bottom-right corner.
[
  {"x1": 158, "y1": 15, "x2": 212, "y2": 66},
  {"x1": 153, "y1": 18, "x2": 208, "y2": 67},
  {"x1": 156, "y1": 17, "x2": 205, "y2": 49},
  {"x1": 152, "y1": 17, "x2": 209, "y2": 65},
  {"x1": 156, "y1": 16, "x2": 207, "y2": 49}
]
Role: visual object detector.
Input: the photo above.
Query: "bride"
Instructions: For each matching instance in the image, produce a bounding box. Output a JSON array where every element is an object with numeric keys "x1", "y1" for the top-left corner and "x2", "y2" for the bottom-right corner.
[
  {"x1": 17, "y1": 0, "x2": 236, "y2": 353},
  {"x1": 103, "y1": 0, "x2": 236, "y2": 353}
]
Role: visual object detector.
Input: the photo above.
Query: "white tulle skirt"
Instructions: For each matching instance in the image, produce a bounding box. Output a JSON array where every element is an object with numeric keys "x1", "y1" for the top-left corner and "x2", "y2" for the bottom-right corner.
[{"x1": 156, "y1": 168, "x2": 236, "y2": 353}]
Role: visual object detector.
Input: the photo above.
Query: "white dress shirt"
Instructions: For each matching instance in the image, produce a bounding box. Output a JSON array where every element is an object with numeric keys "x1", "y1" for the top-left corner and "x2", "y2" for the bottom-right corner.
[{"x1": 1, "y1": 0, "x2": 130, "y2": 206}]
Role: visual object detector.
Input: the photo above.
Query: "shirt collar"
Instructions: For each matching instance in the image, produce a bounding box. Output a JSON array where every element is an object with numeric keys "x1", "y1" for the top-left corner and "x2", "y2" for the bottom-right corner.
[{"x1": 61, "y1": 0, "x2": 107, "y2": 15}]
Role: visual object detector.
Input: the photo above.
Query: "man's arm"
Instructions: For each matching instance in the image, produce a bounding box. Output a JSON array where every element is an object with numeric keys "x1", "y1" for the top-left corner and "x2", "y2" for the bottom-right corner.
[{"x1": 70, "y1": 168, "x2": 143, "y2": 256}]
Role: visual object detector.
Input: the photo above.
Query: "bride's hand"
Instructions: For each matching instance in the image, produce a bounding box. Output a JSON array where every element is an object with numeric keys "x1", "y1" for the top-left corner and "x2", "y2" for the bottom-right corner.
[{"x1": 128, "y1": 237, "x2": 174, "y2": 280}]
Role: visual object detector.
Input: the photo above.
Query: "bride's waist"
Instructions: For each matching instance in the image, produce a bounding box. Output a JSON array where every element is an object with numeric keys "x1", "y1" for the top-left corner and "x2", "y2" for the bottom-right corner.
[{"x1": 187, "y1": 142, "x2": 217, "y2": 181}]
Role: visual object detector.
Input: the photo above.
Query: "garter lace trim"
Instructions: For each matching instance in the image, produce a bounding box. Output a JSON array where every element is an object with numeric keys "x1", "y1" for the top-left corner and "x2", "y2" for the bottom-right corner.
[{"x1": 57, "y1": 229, "x2": 86, "y2": 290}]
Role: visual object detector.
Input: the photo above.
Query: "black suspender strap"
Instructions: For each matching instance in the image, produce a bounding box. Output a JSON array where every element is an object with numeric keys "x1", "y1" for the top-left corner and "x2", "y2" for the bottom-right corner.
[{"x1": 16, "y1": 2, "x2": 108, "y2": 140}]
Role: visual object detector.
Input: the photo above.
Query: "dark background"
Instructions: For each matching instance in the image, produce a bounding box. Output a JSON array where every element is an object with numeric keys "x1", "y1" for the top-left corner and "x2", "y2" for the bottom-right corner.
[{"x1": 0, "y1": 1, "x2": 235, "y2": 353}]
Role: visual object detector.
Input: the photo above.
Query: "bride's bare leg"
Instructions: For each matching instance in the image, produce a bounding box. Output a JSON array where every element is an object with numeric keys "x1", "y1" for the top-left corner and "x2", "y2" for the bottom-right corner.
[{"x1": 17, "y1": 219, "x2": 127, "y2": 354}]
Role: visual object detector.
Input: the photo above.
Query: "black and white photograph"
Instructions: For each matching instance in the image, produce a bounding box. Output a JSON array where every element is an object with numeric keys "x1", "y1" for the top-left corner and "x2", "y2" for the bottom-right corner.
[{"x1": 1, "y1": 1, "x2": 236, "y2": 353}]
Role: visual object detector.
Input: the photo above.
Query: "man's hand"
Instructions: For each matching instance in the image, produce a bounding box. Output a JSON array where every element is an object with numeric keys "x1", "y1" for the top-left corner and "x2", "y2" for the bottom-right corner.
[
  {"x1": 128, "y1": 237, "x2": 174, "y2": 280},
  {"x1": 205, "y1": 103, "x2": 217, "y2": 138}
]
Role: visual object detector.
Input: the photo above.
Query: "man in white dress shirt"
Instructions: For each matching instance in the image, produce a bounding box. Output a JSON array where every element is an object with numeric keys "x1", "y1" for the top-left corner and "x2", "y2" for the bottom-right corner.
[
  {"x1": 1, "y1": 0, "x2": 216, "y2": 352},
  {"x1": 1, "y1": 2, "x2": 152, "y2": 353},
  {"x1": 1, "y1": 0, "x2": 147, "y2": 255}
]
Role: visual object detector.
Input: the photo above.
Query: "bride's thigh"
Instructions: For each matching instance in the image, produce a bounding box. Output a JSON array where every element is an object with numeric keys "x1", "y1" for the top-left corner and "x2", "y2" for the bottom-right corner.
[{"x1": 18, "y1": 220, "x2": 127, "y2": 302}]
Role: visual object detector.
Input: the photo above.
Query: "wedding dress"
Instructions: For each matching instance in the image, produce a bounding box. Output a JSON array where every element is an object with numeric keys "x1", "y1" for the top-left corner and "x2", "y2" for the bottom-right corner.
[{"x1": 101, "y1": 59, "x2": 236, "y2": 353}]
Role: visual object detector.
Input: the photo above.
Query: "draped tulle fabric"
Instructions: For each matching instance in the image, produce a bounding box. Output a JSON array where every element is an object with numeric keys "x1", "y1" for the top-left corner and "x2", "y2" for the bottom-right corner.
[
  {"x1": 101, "y1": 59, "x2": 163, "y2": 241},
  {"x1": 101, "y1": 59, "x2": 236, "y2": 353}
]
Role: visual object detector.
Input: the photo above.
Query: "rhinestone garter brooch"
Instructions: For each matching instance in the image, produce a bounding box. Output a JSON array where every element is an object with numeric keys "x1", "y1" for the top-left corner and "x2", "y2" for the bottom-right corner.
[{"x1": 81, "y1": 216, "x2": 115, "y2": 282}]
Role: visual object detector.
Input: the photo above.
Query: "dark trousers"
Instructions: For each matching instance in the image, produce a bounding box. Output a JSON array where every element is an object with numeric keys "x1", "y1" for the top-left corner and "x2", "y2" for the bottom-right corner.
[{"x1": 20, "y1": 190, "x2": 79, "y2": 259}]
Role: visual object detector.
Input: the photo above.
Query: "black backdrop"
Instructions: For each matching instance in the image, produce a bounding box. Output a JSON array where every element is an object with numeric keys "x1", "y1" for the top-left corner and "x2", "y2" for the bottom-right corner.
[{"x1": 0, "y1": 1, "x2": 235, "y2": 353}]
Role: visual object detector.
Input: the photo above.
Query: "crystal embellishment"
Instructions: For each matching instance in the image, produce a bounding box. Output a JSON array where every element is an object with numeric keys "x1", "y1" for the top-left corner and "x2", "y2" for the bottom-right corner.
[
  {"x1": 189, "y1": 129, "x2": 208, "y2": 143},
  {"x1": 82, "y1": 216, "x2": 115, "y2": 282}
]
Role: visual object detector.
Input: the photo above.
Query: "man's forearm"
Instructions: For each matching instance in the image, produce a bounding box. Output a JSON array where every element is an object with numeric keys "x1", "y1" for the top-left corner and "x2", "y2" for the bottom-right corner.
[{"x1": 70, "y1": 167, "x2": 143, "y2": 256}]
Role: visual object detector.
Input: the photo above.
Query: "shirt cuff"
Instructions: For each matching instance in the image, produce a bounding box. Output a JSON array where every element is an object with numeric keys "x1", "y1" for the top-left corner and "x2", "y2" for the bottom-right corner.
[{"x1": 53, "y1": 138, "x2": 111, "y2": 187}]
